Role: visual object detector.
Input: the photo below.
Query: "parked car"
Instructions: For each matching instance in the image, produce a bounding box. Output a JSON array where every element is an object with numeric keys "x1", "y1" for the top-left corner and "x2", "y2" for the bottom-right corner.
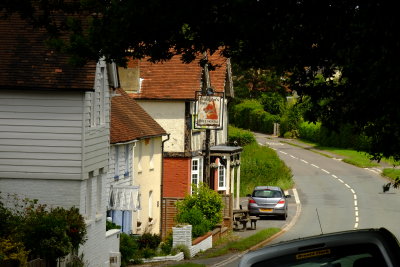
[
  {"x1": 247, "y1": 186, "x2": 291, "y2": 220},
  {"x1": 239, "y1": 227, "x2": 400, "y2": 267}
]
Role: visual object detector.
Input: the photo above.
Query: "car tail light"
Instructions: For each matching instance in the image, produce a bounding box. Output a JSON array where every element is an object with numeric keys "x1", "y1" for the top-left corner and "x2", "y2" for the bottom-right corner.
[
  {"x1": 249, "y1": 198, "x2": 256, "y2": 204},
  {"x1": 275, "y1": 199, "x2": 285, "y2": 208}
]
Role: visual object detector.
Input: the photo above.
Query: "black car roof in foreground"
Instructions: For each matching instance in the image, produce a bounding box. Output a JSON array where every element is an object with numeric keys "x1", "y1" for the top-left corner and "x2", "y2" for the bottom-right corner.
[{"x1": 239, "y1": 228, "x2": 400, "y2": 267}]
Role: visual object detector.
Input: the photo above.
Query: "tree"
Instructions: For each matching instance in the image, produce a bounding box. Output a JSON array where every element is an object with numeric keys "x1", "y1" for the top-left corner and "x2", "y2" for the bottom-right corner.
[{"x1": 1, "y1": 0, "x2": 400, "y2": 160}]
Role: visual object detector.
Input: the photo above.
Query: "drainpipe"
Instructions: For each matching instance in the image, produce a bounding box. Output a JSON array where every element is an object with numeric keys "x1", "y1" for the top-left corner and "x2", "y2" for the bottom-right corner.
[{"x1": 160, "y1": 133, "x2": 170, "y2": 237}]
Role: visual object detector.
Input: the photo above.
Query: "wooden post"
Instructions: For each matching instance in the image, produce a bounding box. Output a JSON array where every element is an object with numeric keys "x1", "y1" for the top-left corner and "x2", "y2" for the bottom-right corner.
[{"x1": 202, "y1": 53, "x2": 212, "y2": 188}]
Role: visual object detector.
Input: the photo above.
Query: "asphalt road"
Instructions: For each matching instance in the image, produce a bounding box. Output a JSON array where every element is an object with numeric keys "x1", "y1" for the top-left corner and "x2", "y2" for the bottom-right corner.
[
  {"x1": 261, "y1": 135, "x2": 400, "y2": 243},
  {"x1": 220, "y1": 133, "x2": 400, "y2": 266}
]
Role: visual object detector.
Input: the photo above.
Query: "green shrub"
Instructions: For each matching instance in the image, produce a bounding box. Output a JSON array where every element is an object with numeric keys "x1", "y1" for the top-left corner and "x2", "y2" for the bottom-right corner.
[
  {"x1": 228, "y1": 125, "x2": 256, "y2": 146},
  {"x1": 160, "y1": 233, "x2": 173, "y2": 255},
  {"x1": 120, "y1": 233, "x2": 140, "y2": 266},
  {"x1": 230, "y1": 99, "x2": 264, "y2": 129},
  {"x1": 106, "y1": 220, "x2": 121, "y2": 231},
  {"x1": 176, "y1": 183, "x2": 223, "y2": 236},
  {"x1": 283, "y1": 130, "x2": 299, "y2": 139},
  {"x1": 141, "y1": 248, "x2": 156, "y2": 259},
  {"x1": 0, "y1": 238, "x2": 29, "y2": 266},
  {"x1": 176, "y1": 208, "x2": 212, "y2": 238},
  {"x1": 137, "y1": 233, "x2": 161, "y2": 250},
  {"x1": 299, "y1": 121, "x2": 371, "y2": 151},
  {"x1": 171, "y1": 244, "x2": 191, "y2": 259}
]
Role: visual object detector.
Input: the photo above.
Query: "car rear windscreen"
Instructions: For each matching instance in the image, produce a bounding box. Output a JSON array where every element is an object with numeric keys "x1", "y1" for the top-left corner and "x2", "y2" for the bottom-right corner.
[
  {"x1": 253, "y1": 190, "x2": 282, "y2": 198},
  {"x1": 252, "y1": 243, "x2": 388, "y2": 267}
]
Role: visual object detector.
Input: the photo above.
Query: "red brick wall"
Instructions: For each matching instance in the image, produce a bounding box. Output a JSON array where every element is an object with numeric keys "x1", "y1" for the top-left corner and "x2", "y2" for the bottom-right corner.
[{"x1": 163, "y1": 157, "x2": 190, "y2": 198}]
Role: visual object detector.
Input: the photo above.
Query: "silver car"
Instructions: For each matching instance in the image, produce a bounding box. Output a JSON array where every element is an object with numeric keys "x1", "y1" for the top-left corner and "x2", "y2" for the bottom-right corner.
[{"x1": 247, "y1": 186, "x2": 290, "y2": 220}]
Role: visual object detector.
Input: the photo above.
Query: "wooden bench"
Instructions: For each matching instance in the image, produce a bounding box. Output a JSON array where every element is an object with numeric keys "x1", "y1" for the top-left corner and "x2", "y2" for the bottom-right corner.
[
  {"x1": 239, "y1": 218, "x2": 249, "y2": 231},
  {"x1": 249, "y1": 216, "x2": 260, "y2": 230}
]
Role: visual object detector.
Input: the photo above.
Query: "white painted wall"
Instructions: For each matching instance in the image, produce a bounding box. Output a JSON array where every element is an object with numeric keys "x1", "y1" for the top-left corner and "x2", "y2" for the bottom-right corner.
[{"x1": 135, "y1": 101, "x2": 185, "y2": 153}]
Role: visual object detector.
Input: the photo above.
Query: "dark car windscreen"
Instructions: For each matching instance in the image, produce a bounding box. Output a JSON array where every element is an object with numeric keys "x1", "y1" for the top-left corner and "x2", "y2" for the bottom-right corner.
[
  {"x1": 251, "y1": 243, "x2": 388, "y2": 267},
  {"x1": 253, "y1": 190, "x2": 282, "y2": 198}
]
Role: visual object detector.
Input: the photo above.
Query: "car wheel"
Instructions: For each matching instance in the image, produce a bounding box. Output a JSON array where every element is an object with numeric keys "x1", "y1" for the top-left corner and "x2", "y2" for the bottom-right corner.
[{"x1": 280, "y1": 213, "x2": 287, "y2": 220}]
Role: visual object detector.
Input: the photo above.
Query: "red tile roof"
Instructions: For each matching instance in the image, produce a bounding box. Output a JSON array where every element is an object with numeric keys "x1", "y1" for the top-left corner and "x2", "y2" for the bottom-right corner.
[
  {"x1": 0, "y1": 13, "x2": 96, "y2": 91},
  {"x1": 130, "y1": 53, "x2": 228, "y2": 100},
  {"x1": 111, "y1": 88, "x2": 167, "y2": 144}
]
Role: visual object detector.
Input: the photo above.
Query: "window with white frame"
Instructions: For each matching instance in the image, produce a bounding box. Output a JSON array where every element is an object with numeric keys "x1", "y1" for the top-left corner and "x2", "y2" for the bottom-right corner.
[
  {"x1": 191, "y1": 157, "x2": 203, "y2": 194},
  {"x1": 218, "y1": 158, "x2": 226, "y2": 190}
]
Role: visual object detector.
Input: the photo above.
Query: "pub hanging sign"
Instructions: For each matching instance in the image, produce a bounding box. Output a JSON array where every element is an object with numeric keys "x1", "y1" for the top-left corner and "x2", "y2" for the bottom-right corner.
[{"x1": 194, "y1": 90, "x2": 224, "y2": 129}]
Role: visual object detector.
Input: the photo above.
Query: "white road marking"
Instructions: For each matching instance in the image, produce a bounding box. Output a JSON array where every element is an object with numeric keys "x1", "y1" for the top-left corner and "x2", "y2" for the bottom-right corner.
[
  {"x1": 283, "y1": 149, "x2": 361, "y2": 231},
  {"x1": 292, "y1": 188, "x2": 300, "y2": 204},
  {"x1": 365, "y1": 168, "x2": 382, "y2": 174},
  {"x1": 266, "y1": 142, "x2": 284, "y2": 146}
]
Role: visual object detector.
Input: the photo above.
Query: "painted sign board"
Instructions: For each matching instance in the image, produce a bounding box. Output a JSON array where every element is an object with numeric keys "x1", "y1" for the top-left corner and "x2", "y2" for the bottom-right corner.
[{"x1": 194, "y1": 91, "x2": 224, "y2": 129}]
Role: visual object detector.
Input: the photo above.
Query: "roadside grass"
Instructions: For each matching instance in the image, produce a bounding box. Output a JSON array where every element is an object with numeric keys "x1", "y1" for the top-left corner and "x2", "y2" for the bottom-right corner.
[
  {"x1": 240, "y1": 142, "x2": 293, "y2": 196},
  {"x1": 287, "y1": 139, "x2": 380, "y2": 168},
  {"x1": 382, "y1": 168, "x2": 400, "y2": 181},
  {"x1": 203, "y1": 228, "x2": 281, "y2": 258},
  {"x1": 284, "y1": 138, "x2": 400, "y2": 183}
]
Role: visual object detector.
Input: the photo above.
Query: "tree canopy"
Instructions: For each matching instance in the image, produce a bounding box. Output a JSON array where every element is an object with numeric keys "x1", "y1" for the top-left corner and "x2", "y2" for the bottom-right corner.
[{"x1": 1, "y1": 0, "x2": 400, "y2": 160}]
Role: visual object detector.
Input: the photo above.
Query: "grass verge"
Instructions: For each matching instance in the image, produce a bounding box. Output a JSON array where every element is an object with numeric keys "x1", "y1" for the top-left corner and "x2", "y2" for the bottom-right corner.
[
  {"x1": 204, "y1": 228, "x2": 281, "y2": 258},
  {"x1": 240, "y1": 142, "x2": 293, "y2": 196},
  {"x1": 285, "y1": 139, "x2": 380, "y2": 168},
  {"x1": 382, "y1": 168, "x2": 400, "y2": 181}
]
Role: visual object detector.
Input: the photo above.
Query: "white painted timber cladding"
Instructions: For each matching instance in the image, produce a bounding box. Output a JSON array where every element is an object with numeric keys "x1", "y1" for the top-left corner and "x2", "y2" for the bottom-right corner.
[{"x1": 0, "y1": 90, "x2": 84, "y2": 180}]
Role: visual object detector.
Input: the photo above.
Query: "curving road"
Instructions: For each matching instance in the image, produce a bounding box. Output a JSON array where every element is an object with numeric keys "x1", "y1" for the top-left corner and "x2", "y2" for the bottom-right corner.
[{"x1": 257, "y1": 134, "x2": 400, "y2": 244}]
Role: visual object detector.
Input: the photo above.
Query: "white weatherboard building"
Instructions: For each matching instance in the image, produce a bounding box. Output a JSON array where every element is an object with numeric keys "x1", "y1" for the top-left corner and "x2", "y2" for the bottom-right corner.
[{"x1": 0, "y1": 14, "x2": 120, "y2": 266}]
